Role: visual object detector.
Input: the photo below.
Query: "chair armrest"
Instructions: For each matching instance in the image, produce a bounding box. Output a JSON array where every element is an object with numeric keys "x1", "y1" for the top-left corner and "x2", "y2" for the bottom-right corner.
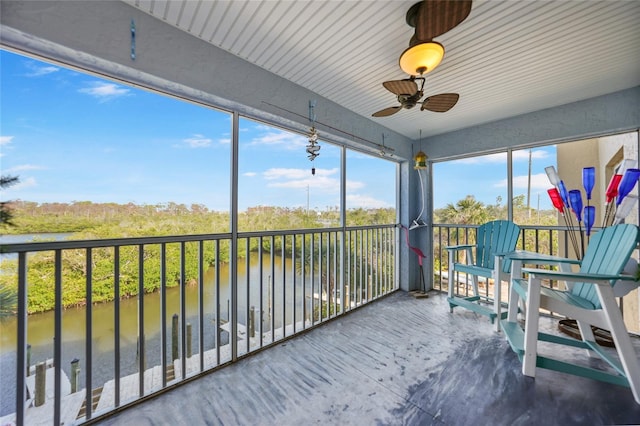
[
  {"x1": 618, "y1": 274, "x2": 637, "y2": 281},
  {"x1": 446, "y1": 244, "x2": 475, "y2": 252},
  {"x1": 613, "y1": 275, "x2": 640, "y2": 297},
  {"x1": 507, "y1": 250, "x2": 581, "y2": 266},
  {"x1": 522, "y1": 268, "x2": 623, "y2": 285}
]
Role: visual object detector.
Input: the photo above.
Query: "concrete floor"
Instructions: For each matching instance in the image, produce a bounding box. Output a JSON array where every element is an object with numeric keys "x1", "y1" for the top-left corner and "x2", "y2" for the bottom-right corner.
[{"x1": 96, "y1": 291, "x2": 640, "y2": 425}]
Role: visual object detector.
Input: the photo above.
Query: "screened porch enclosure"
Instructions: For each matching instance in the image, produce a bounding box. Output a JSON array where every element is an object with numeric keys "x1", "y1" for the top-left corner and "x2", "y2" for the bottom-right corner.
[{"x1": 1, "y1": 0, "x2": 640, "y2": 424}]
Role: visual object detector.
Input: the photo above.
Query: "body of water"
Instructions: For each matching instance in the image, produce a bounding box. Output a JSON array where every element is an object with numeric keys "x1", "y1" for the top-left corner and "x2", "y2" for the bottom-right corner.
[
  {"x1": 0, "y1": 253, "x2": 317, "y2": 416},
  {"x1": 0, "y1": 233, "x2": 73, "y2": 261}
]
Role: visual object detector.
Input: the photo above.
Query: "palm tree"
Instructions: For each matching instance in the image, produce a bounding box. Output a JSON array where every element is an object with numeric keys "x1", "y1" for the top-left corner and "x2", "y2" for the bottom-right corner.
[
  {"x1": 0, "y1": 286, "x2": 18, "y2": 319},
  {"x1": 438, "y1": 195, "x2": 491, "y2": 225},
  {"x1": 1, "y1": 175, "x2": 19, "y2": 318},
  {"x1": 435, "y1": 195, "x2": 492, "y2": 271},
  {"x1": 0, "y1": 175, "x2": 19, "y2": 227}
]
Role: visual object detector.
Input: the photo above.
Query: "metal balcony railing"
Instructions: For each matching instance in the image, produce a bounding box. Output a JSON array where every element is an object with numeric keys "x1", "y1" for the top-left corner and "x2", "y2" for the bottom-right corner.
[
  {"x1": 0, "y1": 225, "x2": 397, "y2": 425},
  {"x1": 432, "y1": 224, "x2": 576, "y2": 299},
  {"x1": 431, "y1": 223, "x2": 639, "y2": 327}
]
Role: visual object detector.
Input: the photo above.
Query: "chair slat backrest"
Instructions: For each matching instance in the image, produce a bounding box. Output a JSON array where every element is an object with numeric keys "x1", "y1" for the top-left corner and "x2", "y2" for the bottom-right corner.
[
  {"x1": 575, "y1": 224, "x2": 639, "y2": 308},
  {"x1": 475, "y1": 220, "x2": 521, "y2": 270}
]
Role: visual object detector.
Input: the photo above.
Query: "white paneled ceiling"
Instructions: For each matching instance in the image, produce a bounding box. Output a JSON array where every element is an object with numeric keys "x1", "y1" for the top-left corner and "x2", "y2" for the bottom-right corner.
[{"x1": 122, "y1": 0, "x2": 640, "y2": 140}]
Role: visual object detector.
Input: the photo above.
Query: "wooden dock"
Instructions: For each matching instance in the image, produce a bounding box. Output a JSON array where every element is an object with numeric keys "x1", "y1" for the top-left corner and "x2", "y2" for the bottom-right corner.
[
  {"x1": 0, "y1": 360, "x2": 85, "y2": 426},
  {"x1": 0, "y1": 321, "x2": 306, "y2": 424}
]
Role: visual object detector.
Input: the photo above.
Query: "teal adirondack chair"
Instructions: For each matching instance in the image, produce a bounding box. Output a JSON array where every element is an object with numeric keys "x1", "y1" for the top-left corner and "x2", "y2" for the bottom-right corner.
[
  {"x1": 502, "y1": 223, "x2": 640, "y2": 404},
  {"x1": 446, "y1": 220, "x2": 521, "y2": 331}
]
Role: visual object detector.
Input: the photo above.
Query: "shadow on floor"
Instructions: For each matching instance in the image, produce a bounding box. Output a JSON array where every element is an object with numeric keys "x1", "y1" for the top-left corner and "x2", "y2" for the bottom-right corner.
[{"x1": 99, "y1": 291, "x2": 640, "y2": 426}]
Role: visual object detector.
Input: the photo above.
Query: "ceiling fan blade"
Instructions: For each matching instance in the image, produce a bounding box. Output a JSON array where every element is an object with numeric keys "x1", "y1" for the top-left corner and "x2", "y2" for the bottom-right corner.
[
  {"x1": 414, "y1": 0, "x2": 472, "y2": 41},
  {"x1": 382, "y1": 80, "x2": 418, "y2": 96},
  {"x1": 421, "y1": 93, "x2": 459, "y2": 112},
  {"x1": 372, "y1": 106, "x2": 403, "y2": 117}
]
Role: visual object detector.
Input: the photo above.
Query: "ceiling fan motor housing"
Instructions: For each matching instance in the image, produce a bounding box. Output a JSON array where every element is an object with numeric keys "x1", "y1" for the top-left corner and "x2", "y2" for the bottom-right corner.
[
  {"x1": 372, "y1": 1, "x2": 471, "y2": 117},
  {"x1": 398, "y1": 92, "x2": 423, "y2": 109}
]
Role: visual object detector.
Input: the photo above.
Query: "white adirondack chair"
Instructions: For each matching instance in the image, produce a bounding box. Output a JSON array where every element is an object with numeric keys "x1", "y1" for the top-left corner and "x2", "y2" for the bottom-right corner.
[{"x1": 502, "y1": 224, "x2": 640, "y2": 404}]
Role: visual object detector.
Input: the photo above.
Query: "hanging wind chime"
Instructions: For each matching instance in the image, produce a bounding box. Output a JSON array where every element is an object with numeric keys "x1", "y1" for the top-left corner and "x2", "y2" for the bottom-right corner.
[{"x1": 306, "y1": 100, "x2": 321, "y2": 175}]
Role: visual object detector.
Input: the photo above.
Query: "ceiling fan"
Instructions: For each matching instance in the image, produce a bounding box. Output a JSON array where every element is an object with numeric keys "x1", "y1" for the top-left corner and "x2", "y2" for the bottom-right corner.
[
  {"x1": 372, "y1": 0, "x2": 471, "y2": 118},
  {"x1": 372, "y1": 76, "x2": 459, "y2": 117}
]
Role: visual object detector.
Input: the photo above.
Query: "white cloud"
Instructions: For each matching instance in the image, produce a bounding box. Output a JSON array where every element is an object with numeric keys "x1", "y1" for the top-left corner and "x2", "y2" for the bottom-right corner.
[
  {"x1": 4, "y1": 164, "x2": 44, "y2": 173},
  {"x1": 494, "y1": 172, "x2": 552, "y2": 189},
  {"x1": 456, "y1": 153, "x2": 505, "y2": 164},
  {"x1": 182, "y1": 134, "x2": 213, "y2": 148},
  {"x1": 346, "y1": 180, "x2": 365, "y2": 191},
  {"x1": 263, "y1": 167, "x2": 341, "y2": 191},
  {"x1": 218, "y1": 138, "x2": 231, "y2": 145},
  {"x1": 512, "y1": 149, "x2": 550, "y2": 161},
  {"x1": 260, "y1": 168, "x2": 366, "y2": 196},
  {"x1": 1, "y1": 136, "x2": 14, "y2": 157},
  {"x1": 243, "y1": 172, "x2": 257, "y2": 177},
  {"x1": 249, "y1": 128, "x2": 307, "y2": 149},
  {"x1": 264, "y1": 167, "x2": 338, "y2": 180},
  {"x1": 79, "y1": 82, "x2": 130, "y2": 101},
  {"x1": 268, "y1": 176, "x2": 334, "y2": 189},
  {"x1": 4, "y1": 176, "x2": 37, "y2": 190},
  {"x1": 346, "y1": 194, "x2": 392, "y2": 209},
  {"x1": 25, "y1": 63, "x2": 60, "y2": 77}
]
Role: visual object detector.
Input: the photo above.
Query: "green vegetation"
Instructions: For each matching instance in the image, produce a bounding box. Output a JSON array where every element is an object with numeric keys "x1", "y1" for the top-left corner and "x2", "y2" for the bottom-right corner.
[
  {"x1": 2, "y1": 201, "x2": 395, "y2": 235},
  {"x1": 3, "y1": 193, "x2": 563, "y2": 315},
  {"x1": 1, "y1": 175, "x2": 19, "y2": 318},
  {"x1": 435, "y1": 194, "x2": 557, "y2": 226},
  {"x1": 0, "y1": 201, "x2": 396, "y2": 314},
  {"x1": 433, "y1": 194, "x2": 560, "y2": 272},
  {"x1": 0, "y1": 175, "x2": 19, "y2": 229},
  {"x1": 0, "y1": 284, "x2": 17, "y2": 319},
  {"x1": 2, "y1": 201, "x2": 230, "y2": 235}
]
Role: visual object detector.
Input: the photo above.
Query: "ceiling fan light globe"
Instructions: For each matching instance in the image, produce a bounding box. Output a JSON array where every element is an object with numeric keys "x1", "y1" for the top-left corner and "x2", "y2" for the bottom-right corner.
[{"x1": 399, "y1": 41, "x2": 444, "y2": 76}]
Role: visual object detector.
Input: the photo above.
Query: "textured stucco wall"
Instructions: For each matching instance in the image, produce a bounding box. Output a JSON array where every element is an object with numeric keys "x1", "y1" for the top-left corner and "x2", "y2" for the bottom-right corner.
[{"x1": 557, "y1": 132, "x2": 640, "y2": 333}]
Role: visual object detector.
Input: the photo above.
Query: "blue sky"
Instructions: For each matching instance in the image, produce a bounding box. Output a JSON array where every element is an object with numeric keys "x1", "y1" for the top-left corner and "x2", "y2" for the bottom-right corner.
[
  {"x1": 1, "y1": 49, "x2": 558, "y2": 214},
  {"x1": 0, "y1": 50, "x2": 396, "y2": 212},
  {"x1": 433, "y1": 148, "x2": 557, "y2": 211}
]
